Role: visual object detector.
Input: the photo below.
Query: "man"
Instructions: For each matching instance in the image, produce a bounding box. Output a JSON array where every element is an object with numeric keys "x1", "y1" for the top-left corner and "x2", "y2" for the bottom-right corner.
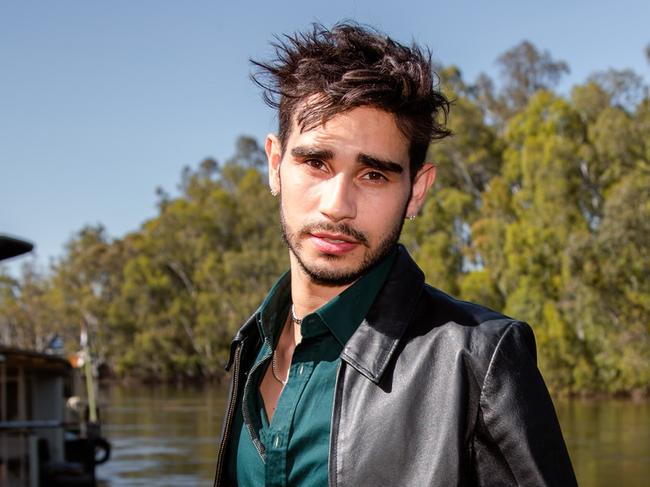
[{"x1": 214, "y1": 23, "x2": 577, "y2": 486}]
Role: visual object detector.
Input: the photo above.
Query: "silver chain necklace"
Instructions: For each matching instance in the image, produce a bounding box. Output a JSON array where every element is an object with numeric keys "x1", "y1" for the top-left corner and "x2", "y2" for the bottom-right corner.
[
  {"x1": 271, "y1": 305, "x2": 302, "y2": 386},
  {"x1": 290, "y1": 304, "x2": 302, "y2": 325},
  {"x1": 271, "y1": 350, "x2": 287, "y2": 386}
]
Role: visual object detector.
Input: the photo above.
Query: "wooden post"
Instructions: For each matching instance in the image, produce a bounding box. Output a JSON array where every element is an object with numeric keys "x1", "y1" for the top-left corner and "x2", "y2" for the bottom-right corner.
[
  {"x1": 0, "y1": 361, "x2": 6, "y2": 484},
  {"x1": 17, "y1": 366, "x2": 26, "y2": 484},
  {"x1": 81, "y1": 327, "x2": 97, "y2": 423}
]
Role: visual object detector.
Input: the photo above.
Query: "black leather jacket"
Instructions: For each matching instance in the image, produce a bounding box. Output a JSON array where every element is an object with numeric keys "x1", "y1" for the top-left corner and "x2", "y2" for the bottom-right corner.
[{"x1": 214, "y1": 246, "x2": 577, "y2": 486}]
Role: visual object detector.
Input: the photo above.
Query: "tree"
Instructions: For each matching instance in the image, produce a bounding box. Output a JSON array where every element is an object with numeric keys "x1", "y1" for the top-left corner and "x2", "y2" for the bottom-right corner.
[
  {"x1": 475, "y1": 41, "x2": 569, "y2": 126},
  {"x1": 497, "y1": 41, "x2": 569, "y2": 112},
  {"x1": 0, "y1": 262, "x2": 53, "y2": 350},
  {"x1": 106, "y1": 136, "x2": 285, "y2": 379},
  {"x1": 589, "y1": 69, "x2": 647, "y2": 112}
]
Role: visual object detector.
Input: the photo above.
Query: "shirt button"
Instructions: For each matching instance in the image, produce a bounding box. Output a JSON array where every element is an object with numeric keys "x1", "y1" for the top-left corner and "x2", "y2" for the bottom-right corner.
[
  {"x1": 298, "y1": 364, "x2": 304, "y2": 375},
  {"x1": 274, "y1": 435, "x2": 281, "y2": 448}
]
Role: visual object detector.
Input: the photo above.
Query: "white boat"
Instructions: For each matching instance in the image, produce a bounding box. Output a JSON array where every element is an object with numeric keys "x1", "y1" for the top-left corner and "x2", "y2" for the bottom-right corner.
[{"x1": 0, "y1": 235, "x2": 110, "y2": 487}]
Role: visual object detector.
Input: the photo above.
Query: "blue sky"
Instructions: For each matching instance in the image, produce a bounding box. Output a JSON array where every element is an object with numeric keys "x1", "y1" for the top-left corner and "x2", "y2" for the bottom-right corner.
[{"x1": 1, "y1": 0, "x2": 649, "y2": 275}]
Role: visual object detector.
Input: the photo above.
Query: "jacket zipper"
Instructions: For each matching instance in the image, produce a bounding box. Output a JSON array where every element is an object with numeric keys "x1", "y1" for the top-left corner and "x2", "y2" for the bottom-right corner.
[
  {"x1": 328, "y1": 361, "x2": 343, "y2": 487},
  {"x1": 213, "y1": 342, "x2": 243, "y2": 487},
  {"x1": 242, "y1": 337, "x2": 272, "y2": 462}
]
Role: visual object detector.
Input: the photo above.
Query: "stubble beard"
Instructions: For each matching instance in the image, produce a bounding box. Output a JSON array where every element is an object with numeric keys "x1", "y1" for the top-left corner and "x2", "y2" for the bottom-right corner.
[{"x1": 279, "y1": 203, "x2": 406, "y2": 287}]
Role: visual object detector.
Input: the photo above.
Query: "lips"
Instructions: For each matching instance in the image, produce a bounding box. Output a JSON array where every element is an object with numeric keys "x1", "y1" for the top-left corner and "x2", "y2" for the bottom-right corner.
[{"x1": 309, "y1": 232, "x2": 360, "y2": 255}]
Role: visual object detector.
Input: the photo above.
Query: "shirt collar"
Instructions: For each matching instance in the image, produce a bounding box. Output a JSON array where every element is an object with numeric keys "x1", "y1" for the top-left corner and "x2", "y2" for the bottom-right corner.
[
  {"x1": 257, "y1": 247, "x2": 398, "y2": 347},
  {"x1": 315, "y1": 248, "x2": 397, "y2": 347}
]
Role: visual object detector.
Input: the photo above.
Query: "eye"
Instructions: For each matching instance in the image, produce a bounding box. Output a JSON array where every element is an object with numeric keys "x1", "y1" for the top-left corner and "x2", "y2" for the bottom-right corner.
[
  {"x1": 304, "y1": 159, "x2": 326, "y2": 171},
  {"x1": 362, "y1": 171, "x2": 388, "y2": 182}
]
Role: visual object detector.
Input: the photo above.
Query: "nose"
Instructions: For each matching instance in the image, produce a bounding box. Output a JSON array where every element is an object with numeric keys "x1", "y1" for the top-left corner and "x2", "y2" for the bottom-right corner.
[{"x1": 319, "y1": 174, "x2": 356, "y2": 222}]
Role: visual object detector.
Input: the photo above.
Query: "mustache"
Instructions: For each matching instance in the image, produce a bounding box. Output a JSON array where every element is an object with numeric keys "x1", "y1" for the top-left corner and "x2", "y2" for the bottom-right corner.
[{"x1": 299, "y1": 222, "x2": 369, "y2": 246}]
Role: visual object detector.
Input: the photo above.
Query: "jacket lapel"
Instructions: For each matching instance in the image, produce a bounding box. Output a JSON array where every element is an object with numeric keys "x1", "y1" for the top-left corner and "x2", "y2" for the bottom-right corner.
[{"x1": 340, "y1": 246, "x2": 425, "y2": 384}]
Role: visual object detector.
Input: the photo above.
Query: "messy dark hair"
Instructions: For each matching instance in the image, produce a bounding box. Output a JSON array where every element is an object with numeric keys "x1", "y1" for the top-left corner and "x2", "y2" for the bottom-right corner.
[{"x1": 251, "y1": 22, "x2": 451, "y2": 178}]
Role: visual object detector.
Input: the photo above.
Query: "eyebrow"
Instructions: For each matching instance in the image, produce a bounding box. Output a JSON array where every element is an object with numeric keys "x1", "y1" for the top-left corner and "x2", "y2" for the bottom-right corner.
[
  {"x1": 291, "y1": 146, "x2": 335, "y2": 160},
  {"x1": 357, "y1": 153, "x2": 404, "y2": 174},
  {"x1": 291, "y1": 145, "x2": 404, "y2": 175}
]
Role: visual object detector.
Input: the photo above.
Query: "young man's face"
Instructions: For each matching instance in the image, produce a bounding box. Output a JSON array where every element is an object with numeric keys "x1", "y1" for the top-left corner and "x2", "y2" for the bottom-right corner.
[{"x1": 266, "y1": 105, "x2": 436, "y2": 286}]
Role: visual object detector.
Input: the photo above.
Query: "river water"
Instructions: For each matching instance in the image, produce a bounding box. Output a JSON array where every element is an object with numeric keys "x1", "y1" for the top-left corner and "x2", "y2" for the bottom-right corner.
[{"x1": 96, "y1": 384, "x2": 650, "y2": 486}]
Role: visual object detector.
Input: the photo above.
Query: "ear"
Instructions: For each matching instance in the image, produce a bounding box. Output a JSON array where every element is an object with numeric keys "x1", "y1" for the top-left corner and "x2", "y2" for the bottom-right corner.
[
  {"x1": 406, "y1": 163, "x2": 437, "y2": 217},
  {"x1": 265, "y1": 134, "x2": 282, "y2": 194}
]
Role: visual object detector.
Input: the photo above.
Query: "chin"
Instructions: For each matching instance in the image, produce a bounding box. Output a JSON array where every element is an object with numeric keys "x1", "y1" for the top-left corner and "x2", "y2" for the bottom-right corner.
[
  {"x1": 296, "y1": 248, "x2": 378, "y2": 287},
  {"x1": 301, "y1": 263, "x2": 366, "y2": 287}
]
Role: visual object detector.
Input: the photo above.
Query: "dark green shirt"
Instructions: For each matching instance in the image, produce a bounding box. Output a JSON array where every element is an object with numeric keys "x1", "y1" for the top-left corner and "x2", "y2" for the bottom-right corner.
[{"x1": 226, "y1": 250, "x2": 396, "y2": 486}]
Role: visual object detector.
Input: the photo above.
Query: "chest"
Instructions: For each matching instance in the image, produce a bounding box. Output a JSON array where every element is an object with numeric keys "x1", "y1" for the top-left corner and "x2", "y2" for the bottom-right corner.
[{"x1": 232, "y1": 335, "x2": 342, "y2": 486}]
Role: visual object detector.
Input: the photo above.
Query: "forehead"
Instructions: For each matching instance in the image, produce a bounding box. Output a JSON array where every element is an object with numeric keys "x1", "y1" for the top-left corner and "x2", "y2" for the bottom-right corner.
[{"x1": 287, "y1": 106, "x2": 410, "y2": 167}]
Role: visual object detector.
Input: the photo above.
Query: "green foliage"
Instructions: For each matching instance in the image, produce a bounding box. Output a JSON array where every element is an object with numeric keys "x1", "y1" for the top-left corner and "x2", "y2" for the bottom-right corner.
[
  {"x1": 1, "y1": 44, "x2": 648, "y2": 395},
  {"x1": 406, "y1": 46, "x2": 649, "y2": 396},
  {"x1": 474, "y1": 40, "x2": 570, "y2": 127},
  {"x1": 0, "y1": 137, "x2": 286, "y2": 381}
]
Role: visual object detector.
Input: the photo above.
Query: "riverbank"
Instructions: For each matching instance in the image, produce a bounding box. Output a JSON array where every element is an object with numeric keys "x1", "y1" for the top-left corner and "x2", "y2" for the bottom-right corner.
[{"x1": 98, "y1": 374, "x2": 650, "y2": 401}]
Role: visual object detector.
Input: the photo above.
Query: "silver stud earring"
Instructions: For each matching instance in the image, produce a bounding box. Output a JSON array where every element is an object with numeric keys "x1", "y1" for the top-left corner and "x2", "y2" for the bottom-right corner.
[
  {"x1": 407, "y1": 215, "x2": 416, "y2": 221},
  {"x1": 271, "y1": 189, "x2": 279, "y2": 197}
]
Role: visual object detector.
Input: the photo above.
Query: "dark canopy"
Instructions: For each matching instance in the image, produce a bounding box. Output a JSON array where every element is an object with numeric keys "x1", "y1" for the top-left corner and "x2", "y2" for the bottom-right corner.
[{"x1": 0, "y1": 235, "x2": 34, "y2": 261}]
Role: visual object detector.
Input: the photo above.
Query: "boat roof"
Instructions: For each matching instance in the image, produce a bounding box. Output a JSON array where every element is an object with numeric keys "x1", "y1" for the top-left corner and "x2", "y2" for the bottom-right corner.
[
  {"x1": 0, "y1": 235, "x2": 34, "y2": 261},
  {"x1": 0, "y1": 346, "x2": 72, "y2": 374}
]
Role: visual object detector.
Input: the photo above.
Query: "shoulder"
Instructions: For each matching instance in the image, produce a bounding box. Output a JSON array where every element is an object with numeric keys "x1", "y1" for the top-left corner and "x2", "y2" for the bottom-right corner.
[
  {"x1": 420, "y1": 283, "x2": 509, "y2": 326},
  {"x1": 407, "y1": 283, "x2": 537, "y2": 376},
  {"x1": 413, "y1": 283, "x2": 528, "y2": 336}
]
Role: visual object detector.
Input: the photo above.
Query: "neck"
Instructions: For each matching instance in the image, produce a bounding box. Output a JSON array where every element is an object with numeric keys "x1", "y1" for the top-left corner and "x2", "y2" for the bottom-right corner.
[{"x1": 288, "y1": 253, "x2": 355, "y2": 322}]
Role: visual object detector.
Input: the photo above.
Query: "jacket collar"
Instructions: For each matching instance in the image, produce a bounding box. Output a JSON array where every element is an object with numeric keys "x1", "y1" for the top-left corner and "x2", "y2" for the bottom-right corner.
[
  {"x1": 225, "y1": 309, "x2": 259, "y2": 371},
  {"x1": 226, "y1": 245, "x2": 425, "y2": 380},
  {"x1": 340, "y1": 245, "x2": 425, "y2": 384}
]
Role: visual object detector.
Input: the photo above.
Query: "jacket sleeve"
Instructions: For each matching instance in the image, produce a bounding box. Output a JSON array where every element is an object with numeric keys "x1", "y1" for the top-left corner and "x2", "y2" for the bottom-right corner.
[{"x1": 471, "y1": 322, "x2": 578, "y2": 486}]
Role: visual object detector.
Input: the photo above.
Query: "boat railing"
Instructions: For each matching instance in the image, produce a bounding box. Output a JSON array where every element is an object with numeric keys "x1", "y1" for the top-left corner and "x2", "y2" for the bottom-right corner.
[{"x1": 0, "y1": 420, "x2": 64, "y2": 430}]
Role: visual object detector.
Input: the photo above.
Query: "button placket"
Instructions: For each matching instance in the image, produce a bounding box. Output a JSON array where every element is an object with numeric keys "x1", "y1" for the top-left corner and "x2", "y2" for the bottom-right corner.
[{"x1": 264, "y1": 344, "x2": 316, "y2": 486}]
